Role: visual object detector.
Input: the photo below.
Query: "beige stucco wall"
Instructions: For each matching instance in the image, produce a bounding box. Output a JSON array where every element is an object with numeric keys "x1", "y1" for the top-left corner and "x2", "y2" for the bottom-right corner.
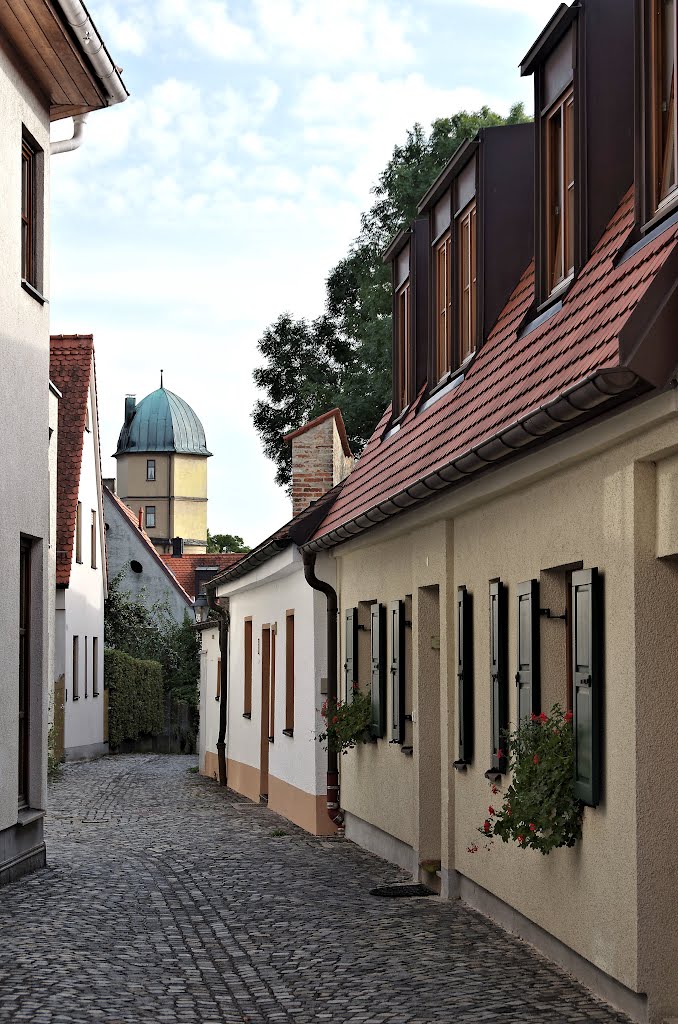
[
  {"x1": 332, "y1": 392, "x2": 678, "y2": 1018},
  {"x1": 337, "y1": 521, "x2": 454, "y2": 856},
  {"x1": 116, "y1": 452, "x2": 207, "y2": 549}
]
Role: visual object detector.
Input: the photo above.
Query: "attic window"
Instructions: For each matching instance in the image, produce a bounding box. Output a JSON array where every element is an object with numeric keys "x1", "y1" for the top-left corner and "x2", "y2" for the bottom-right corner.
[
  {"x1": 650, "y1": 0, "x2": 678, "y2": 212},
  {"x1": 393, "y1": 242, "x2": 412, "y2": 416},
  {"x1": 457, "y1": 200, "x2": 477, "y2": 362},
  {"x1": 545, "y1": 87, "x2": 575, "y2": 293}
]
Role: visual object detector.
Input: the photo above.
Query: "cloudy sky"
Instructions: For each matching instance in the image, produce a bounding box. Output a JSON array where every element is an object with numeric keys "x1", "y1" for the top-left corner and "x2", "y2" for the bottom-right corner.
[{"x1": 49, "y1": 0, "x2": 561, "y2": 546}]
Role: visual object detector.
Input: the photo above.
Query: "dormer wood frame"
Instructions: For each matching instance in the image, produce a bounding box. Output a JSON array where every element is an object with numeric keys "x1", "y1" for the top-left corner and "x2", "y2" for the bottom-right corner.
[{"x1": 637, "y1": 0, "x2": 678, "y2": 229}]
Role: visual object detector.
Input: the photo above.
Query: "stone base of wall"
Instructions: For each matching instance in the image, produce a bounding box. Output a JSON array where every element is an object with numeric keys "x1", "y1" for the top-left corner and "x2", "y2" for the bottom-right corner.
[
  {"x1": 456, "y1": 873, "x2": 648, "y2": 1024},
  {"x1": 64, "y1": 742, "x2": 109, "y2": 762},
  {"x1": 202, "y1": 751, "x2": 336, "y2": 836},
  {"x1": 0, "y1": 818, "x2": 46, "y2": 888},
  {"x1": 343, "y1": 811, "x2": 418, "y2": 874}
]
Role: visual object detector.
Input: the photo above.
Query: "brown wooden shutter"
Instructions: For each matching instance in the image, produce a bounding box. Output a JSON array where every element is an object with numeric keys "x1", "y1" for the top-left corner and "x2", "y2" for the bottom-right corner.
[
  {"x1": 370, "y1": 603, "x2": 386, "y2": 738},
  {"x1": 390, "y1": 600, "x2": 406, "y2": 743},
  {"x1": 489, "y1": 581, "x2": 508, "y2": 773},
  {"x1": 457, "y1": 587, "x2": 474, "y2": 764},
  {"x1": 571, "y1": 568, "x2": 602, "y2": 807},
  {"x1": 516, "y1": 580, "x2": 540, "y2": 723},
  {"x1": 344, "y1": 608, "x2": 359, "y2": 702}
]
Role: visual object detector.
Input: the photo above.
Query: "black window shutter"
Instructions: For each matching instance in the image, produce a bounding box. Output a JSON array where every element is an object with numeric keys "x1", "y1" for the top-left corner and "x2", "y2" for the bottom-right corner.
[
  {"x1": 571, "y1": 568, "x2": 602, "y2": 807},
  {"x1": 489, "y1": 581, "x2": 508, "y2": 773},
  {"x1": 516, "y1": 580, "x2": 540, "y2": 723},
  {"x1": 370, "y1": 603, "x2": 386, "y2": 738},
  {"x1": 390, "y1": 601, "x2": 406, "y2": 743},
  {"x1": 457, "y1": 587, "x2": 474, "y2": 764},
  {"x1": 344, "y1": 608, "x2": 358, "y2": 702}
]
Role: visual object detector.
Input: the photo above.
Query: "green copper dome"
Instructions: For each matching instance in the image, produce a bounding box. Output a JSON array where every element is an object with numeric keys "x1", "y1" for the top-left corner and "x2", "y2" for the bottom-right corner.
[{"x1": 115, "y1": 387, "x2": 212, "y2": 457}]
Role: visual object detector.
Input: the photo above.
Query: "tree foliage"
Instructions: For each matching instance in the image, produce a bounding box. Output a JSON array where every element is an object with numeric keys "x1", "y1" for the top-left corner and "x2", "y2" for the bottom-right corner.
[
  {"x1": 207, "y1": 529, "x2": 251, "y2": 554},
  {"x1": 104, "y1": 571, "x2": 200, "y2": 708},
  {"x1": 253, "y1": 104, "x2": 530, "y2": 488},
  {"x1": 105, "y1": 649, "x2": 164, "y2": 748}
]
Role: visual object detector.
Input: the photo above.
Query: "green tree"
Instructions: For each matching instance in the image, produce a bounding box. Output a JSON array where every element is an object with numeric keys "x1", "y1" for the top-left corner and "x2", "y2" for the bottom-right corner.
[
  {"x1": 253, "y1": 104, "x2": 530, "y2": 488},
  {"x1": 207, "y1": 529, "x2": 251, "y2": 554}
]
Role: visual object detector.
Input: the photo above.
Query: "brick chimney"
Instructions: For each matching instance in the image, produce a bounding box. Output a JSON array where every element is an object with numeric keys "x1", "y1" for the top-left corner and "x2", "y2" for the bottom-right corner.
[{"x1": 284, "y1": 409, "x2": 354, "y2": 517}]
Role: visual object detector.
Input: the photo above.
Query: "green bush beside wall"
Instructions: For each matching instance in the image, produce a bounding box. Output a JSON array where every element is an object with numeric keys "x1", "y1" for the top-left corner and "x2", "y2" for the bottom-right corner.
[{"x1": 105, "y1": 649, "x2": 164, "y2": 749}]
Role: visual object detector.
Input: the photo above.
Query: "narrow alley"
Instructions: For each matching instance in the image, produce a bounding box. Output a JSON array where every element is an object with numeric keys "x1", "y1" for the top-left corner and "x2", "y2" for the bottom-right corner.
[{"x1": 0, "y1": 756, "x2": 630, "y2": 1024}]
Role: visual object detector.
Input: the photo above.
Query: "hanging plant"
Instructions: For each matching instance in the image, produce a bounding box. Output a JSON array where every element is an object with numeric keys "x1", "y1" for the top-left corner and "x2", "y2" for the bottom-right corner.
[
  {"x1": 474, "y1": 705, "x2": 583, "y2": 855},
  {"x1": 318, "y1": 686, "x2": 372, "y2": 755}
]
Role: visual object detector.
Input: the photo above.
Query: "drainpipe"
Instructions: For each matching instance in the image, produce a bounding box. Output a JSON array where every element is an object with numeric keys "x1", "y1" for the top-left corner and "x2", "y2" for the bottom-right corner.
[
  {"x1": 206, "y1": 587, "x2": 229, "y2": 788},
  {"x1": 50, "y1": 113, "x2": 89, "y2": 156},
  {"x1": 302, "y1": 551, "x2": 341, "y2": 826}
]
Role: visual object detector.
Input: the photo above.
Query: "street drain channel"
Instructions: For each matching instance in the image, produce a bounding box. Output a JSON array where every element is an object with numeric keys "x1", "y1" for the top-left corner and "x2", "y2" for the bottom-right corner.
[{"x1": 370, "y1": 884, "x2": 435, "y2": 898}]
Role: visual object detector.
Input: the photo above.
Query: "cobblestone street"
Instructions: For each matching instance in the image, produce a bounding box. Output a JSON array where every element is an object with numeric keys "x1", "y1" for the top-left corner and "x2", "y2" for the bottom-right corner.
[{"x1": 0, "y1": 756, "x2": 631, "y2": 1023}]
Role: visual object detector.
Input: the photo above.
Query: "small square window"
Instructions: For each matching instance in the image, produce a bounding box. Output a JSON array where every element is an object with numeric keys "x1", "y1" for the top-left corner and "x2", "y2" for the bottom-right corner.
[
  {"x1": 147, "y1": 459, "x2": 156, "y2": 482},
  {"x1": 145, "y1": 506, "x2": 156, "y2": 529}
]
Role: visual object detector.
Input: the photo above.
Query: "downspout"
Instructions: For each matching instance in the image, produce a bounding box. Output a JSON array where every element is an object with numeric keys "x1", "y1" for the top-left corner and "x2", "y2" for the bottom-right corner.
[
  {"x1": 50, "y1": 113, "x2": 88, "y2": 155},
  {"x1": 302, "y1": 551, "x2": 341, "y2": 826},
  {"x1": 207, "y1": 587, "x2": 229, "y2": 788}
]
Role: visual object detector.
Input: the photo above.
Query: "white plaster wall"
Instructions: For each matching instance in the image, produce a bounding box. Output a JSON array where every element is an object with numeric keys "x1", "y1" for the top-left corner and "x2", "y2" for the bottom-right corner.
[
  {"x1": 47, "y1": 386, "x2": 59, "y2": 724},
  {"x1": 63, "y1": 377, "x2": 106, "y2": 755},
  {"x1": 0, "y1": 45, "x2": 51, "y2": 828},
  {"x1": 211, "y1": 548, "x2": 331, "y2": 799},
  {"x1": 199, "y1": 626, "x2": 220, "y2": 777}
]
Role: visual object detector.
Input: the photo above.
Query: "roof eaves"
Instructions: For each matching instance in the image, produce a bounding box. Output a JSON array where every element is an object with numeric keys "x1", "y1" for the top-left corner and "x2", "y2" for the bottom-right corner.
[
  {"x1": 520, "y1": 2, "x2": 579, "y2": 77},
  {"x1": 207, "y1": 540, "x2": 291, "y2": 589},
  {"x1": 417, "y1": 138, "x2": 479, "y2": 215},
  {"x1": 303, "y1": 368, "x2": 643, "y2": 553},
  {"x1": 382, "y1": 225, "x2": 412, "y2": 265}
]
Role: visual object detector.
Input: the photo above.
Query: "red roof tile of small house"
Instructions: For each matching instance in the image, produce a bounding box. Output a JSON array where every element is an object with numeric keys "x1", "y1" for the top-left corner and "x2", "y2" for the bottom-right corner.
[
  {"x1": 159, "y1": 552, "x2": 244, "y2": 598},
  {"x1": 309, "y1": 190, "x2": 678, "y2": 548},
  {"x1": 50, "y1": 335, "x2": 95, "y2": 587}
]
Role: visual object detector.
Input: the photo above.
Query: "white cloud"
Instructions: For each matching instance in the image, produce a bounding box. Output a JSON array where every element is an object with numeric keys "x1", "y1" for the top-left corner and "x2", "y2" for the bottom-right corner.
[
  {"x1": 155, "y1": 0, "x2": 264, "y2": 61},
  {"x1": 95, "y1": 1, "x2": 150, "y2": 56},
  {"x1": 451, "y1": 0, "x2": 562, "y2": 17}
]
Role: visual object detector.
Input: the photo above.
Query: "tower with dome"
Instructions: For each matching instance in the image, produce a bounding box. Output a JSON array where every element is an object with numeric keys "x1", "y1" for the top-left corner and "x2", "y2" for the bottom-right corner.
[{"x1": 114, "y1": 376, "x2": 211, "y2": 554}]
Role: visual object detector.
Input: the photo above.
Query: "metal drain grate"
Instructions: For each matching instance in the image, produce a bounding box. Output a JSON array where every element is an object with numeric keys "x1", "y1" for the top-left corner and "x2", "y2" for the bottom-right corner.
[{"x1": 370, "y1": 883, "x2": 434, "y2": 898}]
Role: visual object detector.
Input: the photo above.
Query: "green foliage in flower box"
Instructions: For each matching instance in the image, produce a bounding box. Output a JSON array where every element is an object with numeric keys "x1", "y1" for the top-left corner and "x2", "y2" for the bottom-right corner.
[
  {"x1": 476, "y1": 705, "x2": 583, "y2": 856},
  {"x1": 318, "y1": 687, "x2": 373, "y2": 755}
]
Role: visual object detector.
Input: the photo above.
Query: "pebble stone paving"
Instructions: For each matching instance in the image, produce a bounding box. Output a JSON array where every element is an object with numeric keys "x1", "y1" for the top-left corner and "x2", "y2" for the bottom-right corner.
[{"x1": 0, "y1": 755, "x2": 633, "y2": 1023}]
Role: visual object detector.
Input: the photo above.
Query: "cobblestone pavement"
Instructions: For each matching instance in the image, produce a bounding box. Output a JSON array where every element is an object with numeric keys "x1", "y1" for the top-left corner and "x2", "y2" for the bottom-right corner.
[{"x1": 0, "y1": 756, "x2": 631, "y2": 1024}]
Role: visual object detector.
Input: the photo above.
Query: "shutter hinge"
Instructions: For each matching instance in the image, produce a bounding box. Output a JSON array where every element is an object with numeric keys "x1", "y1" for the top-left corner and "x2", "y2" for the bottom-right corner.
[{"x1": 540, "y1": 607, "x2": 567, "y2": 621}]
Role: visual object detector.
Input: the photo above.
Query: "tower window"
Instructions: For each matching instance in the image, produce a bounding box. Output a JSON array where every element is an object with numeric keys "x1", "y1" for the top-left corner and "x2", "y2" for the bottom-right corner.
[
  {"x1": 147, "y1": 459, "x2": 156, "y2": 481},
  {"x1": 145, "y1": 506, "x2": 156, "y2": 529}
]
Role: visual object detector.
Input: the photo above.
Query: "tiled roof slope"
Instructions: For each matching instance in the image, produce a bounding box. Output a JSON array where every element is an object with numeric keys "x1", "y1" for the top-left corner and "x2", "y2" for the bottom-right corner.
[
  {"x1": 105, "y1": 487, "x2": 194, "y2": 606},
  {"x1": 209, "y1": 480, "x2": 345, "y2": 590},
  {"x1": 312, "y1": 190, "x2": 678, "y2": 545},
  {"x1": 50, "y1": 335, "x2": 94, "y2": 587},
  {"x1": 159, "y1": 553, "x2": 243, "y2": 598}
]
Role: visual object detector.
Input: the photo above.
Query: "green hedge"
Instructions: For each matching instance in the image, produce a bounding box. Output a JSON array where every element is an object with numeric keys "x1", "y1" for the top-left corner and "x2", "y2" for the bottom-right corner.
[{"x1": 105, "y1": 648, "x2": 164, "y2": 748}]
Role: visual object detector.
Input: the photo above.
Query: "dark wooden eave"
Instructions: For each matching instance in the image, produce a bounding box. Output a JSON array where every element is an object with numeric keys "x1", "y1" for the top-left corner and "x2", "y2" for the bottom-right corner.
[
  {"x1": 0, "y1": 0, "x2": 123, "y2": 120},
  {"x1": 520, "y1": 2, "x2": 580, "y2": 77},
  {"x1": 382, "y1": 225, "x2": 411, "y2": 265},
  {"x1": 417, "y1": 138, "x2": 479, "y2": 215}
]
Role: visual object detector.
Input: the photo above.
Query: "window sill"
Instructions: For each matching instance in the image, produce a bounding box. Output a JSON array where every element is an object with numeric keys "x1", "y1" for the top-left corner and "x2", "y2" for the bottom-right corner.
[
  {"x1": 401, "y1": 745, "x2": 413, "y2": 756},
  {"x1": 242, "y1": 712, "x2": 251, "y2": 720},
  {"x1": 453, "y1": 759, "x2": 469, "y2": 772},
  {"x1": 93, "y1": 692, "x2": 99, "y2": 698},
  {"x1": 268, "y1": 736, "x2": 274, "y2": 744},
  {"x1": 484, "y1": 768, "x2": 502, "y2": 782},
  {"x1": 418, "y1": 368, "x2": 466, "y2": 415},
  {"x1": 72, "y1": 695, "x2": 80, "y2": 701},
  {"x1": 21, "y1": 279, "x2": 47, "y2": 305},
  {"x1": 645, "y1": 191, "x2": 678, "y2": 234},
  {"x1": 282, "y1": 728, "x2": 294, "y2": 738},
  {"x1": 215, "y1": 696, "x2": 220, "y2": 701},
  {"x1": 17, "y1": 807, "x2": 45, "y2": 828},
  {"x1": 619, "y1": 206, "x2": 678, "y2": 267},
  {"x1": 536, "y1": 274, "x2": 573, "y2": 315}
]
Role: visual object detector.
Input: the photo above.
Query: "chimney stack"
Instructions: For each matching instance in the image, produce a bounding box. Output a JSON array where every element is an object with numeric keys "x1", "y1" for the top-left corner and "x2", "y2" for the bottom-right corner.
[
  {"x1": 284, "y1": 409, "x2": 354, "y2": 518},
  {"x1": 138, "y1": 507, "x2": 143, "y2": 530},
  {"x1": 102, "y1": 477, "x2": 116, "y2": 494}
]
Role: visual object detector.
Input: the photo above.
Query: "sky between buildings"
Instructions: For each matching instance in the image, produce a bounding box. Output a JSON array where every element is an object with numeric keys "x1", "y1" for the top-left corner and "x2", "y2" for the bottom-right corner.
[{"x1": 49, "y1": 0, "x2": 561, "y2": 547}]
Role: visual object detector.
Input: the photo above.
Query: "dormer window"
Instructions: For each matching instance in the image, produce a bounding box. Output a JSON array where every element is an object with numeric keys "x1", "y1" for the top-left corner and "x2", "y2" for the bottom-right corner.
[
  {"x1": 393, "y1": 240, "x2": 412, "y2": 416},
  {"x1": 457, "y1": 199, "x2": 477, "y2": 361},
  {"x1": 545, "y1": 87, "x2": 575, "y2": 292},
  {"x1": 432, "y1": 197, "x2": 452, "y2": 382},
  {"x1": 651, "y1": 0, "x2": 678, "y2": 211}
]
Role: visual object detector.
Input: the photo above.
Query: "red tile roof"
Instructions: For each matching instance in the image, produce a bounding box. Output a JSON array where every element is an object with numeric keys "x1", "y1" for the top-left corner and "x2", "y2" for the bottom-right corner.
[
  {"x1": 159, "y1": 552, "x2": 243, "y2": 598},
  {"x1": 50, "y1": 335, "x2": 94, "y2": 587},
  {"x1": 311, "y1": 190, "x2": 678, "y2": 546},
  {"x1": 105, "y1": 487, "x2": 194, "y2": 606}
]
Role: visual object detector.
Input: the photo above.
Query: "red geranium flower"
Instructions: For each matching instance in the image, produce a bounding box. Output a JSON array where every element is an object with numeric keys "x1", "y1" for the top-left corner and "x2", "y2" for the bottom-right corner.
[
  {"x1": 483, "y1": 820, "x2": 491, "y2": 833},
  {"x1": 489, "y1": 806, "x2": 495, "y2": 816},
  {"x1": 517, "y1": 835, "x2": 524, "y2": 845},
  {"x1": 491, "y1": 785, "x2": 499, "y2": 795},
  {"x1": 565, "y1": 710, "x2": 573, "y2": 722},
  {"x1": 529, "y1": 823, "x2": 536, "y2": 832},
  {"x1": 530, "y1": 713, "x2": 539, "y2": 722},
  {"x1": 497, "y1": 748, "x2": 504, "y2": 759},
  {"x1": 332, "y1": 716, "x2": 338, "y2": 724},
  {"x1": 538, "y1": 712, "x2": 548, "y2": 723},
  {"x1": 533, "y1": 754, "x2": 539, "y2": 765}
]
